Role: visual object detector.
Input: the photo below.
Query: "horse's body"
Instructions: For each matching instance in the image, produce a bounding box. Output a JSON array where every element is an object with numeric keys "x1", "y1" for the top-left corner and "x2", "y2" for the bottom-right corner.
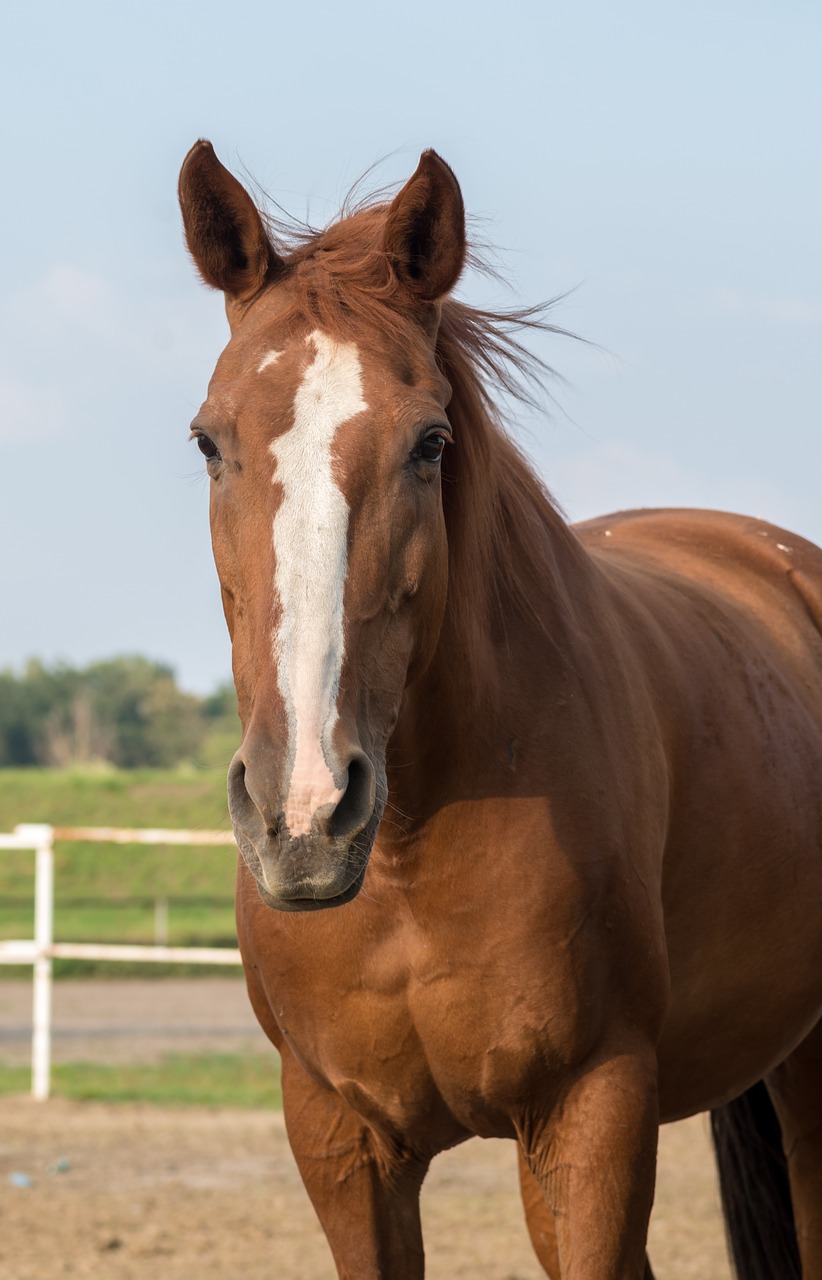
[{"x1": 180, "y1": 141, "x2": 822, "y2": 1279}]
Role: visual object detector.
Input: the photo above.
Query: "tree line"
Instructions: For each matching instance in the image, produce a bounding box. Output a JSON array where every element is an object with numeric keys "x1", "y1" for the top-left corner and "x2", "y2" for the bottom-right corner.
[{"x1": 0, "y1": 657, "x2": 239, "y2": 768}]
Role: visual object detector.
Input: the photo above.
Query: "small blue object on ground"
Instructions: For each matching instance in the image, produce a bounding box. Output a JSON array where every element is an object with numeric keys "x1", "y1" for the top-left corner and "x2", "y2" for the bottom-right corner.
[{"x1": 9, "y1": 1171, "x2": 33, "y2": 1189}]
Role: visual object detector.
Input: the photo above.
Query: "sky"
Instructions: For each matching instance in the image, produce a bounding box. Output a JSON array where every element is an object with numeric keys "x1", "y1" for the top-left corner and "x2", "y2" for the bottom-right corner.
[{"x1": 1, "y1": 0, "x2": 819, "y2": 692}]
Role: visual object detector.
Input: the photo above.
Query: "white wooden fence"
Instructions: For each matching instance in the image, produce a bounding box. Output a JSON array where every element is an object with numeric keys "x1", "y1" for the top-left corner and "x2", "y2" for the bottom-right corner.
[{"x1": 0, "y1": 824, "x2": 241, "y2": 1100}]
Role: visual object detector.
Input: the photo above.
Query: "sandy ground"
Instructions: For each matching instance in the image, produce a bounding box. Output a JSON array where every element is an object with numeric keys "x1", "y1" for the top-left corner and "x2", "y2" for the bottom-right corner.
[
  {"x1": 0, "y1": 979, "x2": 268, "y2": 1066},
  {"x1": 0, "y1": 981, "x2": 732, "y2": 1279}
]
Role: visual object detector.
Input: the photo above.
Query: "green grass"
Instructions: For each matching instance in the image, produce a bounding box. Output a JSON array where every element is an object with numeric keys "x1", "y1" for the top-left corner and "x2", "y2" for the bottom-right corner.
[
  {"x1": 0, "y1": 764, "x2": 233, "y2": 831},
  {"x1": 0, "y1": 766, "x2": 243, "y2": 976},
  {"x1": 0, "y1": 1052, "x2": 282, "y2": 1108}
]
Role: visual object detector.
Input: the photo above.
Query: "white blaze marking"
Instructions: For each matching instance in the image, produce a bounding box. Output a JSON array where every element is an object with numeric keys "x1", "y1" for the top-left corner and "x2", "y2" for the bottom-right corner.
[
  {"x1": 271, "y1": 331, "x2": 366, "y2": 837},
  {"x1": 257, "y1": 349, "x2": 283, "y2": 373}
]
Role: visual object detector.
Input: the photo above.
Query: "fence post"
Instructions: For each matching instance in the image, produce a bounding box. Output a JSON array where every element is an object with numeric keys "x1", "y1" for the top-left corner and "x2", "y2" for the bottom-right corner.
[{"x1": 18, "y1": 825, "x2": 55, "y2": 1101}]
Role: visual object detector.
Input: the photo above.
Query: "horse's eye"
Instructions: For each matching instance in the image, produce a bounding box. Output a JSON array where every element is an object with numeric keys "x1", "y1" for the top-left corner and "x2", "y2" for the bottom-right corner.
[
  {"x1": 195, "y1": 434, "x2": 222, "y2": 462},
  {"x1": 411, "y1": 432, "x2": 447, "y2": 464}
]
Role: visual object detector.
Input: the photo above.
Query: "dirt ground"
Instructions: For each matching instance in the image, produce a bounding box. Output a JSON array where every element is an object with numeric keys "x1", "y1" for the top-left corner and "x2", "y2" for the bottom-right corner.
[
  {"x1": 0, "y1": 979, "x2": 270, "y2": 1067},
  {"x1": 0, "y1": 982, "x2": 731, "y2": 1279}
]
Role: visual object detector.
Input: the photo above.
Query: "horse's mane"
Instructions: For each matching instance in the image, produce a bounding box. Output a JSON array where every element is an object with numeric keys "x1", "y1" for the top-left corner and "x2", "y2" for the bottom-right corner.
[{"x1": 256, "y1": 195, "x2": 586, "y2": 681}]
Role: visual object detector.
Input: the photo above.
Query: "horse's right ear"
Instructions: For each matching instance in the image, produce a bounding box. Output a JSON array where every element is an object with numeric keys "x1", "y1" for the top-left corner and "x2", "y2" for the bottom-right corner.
[{"x1": 178, "y1": 140, "x2": 281, "y2": 301}]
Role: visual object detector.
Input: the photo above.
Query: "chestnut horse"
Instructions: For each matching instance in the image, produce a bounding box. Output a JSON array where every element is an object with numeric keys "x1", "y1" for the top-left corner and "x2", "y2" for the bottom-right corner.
[{"x1": 179, "y1": 140, "x2": 822, "y2": 1279}]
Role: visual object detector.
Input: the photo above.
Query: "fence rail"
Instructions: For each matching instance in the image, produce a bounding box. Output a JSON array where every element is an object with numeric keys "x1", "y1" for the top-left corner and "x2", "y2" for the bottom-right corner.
[{"x1": 0, "y1": 823, "x2": 241, "y2": 1100}]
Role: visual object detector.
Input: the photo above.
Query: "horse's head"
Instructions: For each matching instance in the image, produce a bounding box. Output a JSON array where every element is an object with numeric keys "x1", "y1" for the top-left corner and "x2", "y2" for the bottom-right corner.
[{"x1": 179, "y1": 141, "x2": 466, "y2": 911}]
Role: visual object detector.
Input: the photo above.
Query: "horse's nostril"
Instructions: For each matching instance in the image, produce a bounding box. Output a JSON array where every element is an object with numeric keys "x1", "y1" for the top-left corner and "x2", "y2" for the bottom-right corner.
[
  {"x1": 330, "y1": 753, "x2": 376, "y2": 841},
  {"x1": 228, "y1": 750, "x2": 284, "y2": 837},
  {"x1": 227, "y1": 755, "x2": 247, "y2": 808}
]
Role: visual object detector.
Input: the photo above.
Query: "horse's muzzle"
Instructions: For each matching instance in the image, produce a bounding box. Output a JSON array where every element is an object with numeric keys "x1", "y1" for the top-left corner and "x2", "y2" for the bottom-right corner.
[{"x1": 227, "y1": 747, "x2": 379, "y2": 911}]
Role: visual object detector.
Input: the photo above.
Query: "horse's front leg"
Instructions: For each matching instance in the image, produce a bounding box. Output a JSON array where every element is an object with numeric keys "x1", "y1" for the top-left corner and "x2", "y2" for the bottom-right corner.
[
  {"x1": 518, "y1": 1149, "x2": 657, "y2": 1279},
  {"x1": 520, "y1": 1047, "x2": 659, "y2": 1280},
  {"x1": 280, "y1": 1049, "x2": 429, "y2": 1280}
]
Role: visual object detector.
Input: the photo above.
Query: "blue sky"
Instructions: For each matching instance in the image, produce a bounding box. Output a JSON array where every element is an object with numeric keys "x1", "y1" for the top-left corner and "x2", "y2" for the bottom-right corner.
[{"x1": 1, "y1": 0, "x2": 819, "y2": 691}]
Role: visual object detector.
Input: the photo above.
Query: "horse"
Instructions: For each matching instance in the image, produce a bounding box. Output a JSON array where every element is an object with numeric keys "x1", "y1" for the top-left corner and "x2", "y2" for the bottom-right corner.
[{"x1": 178, "y1": 139, "x2": 822, "y2": 1279}]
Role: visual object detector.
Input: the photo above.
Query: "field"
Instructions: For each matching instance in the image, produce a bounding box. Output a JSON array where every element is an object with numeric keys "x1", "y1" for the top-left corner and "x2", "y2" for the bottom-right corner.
[
  {"x1": 0, "y1": 768, "x2": 238, "y2": 975},
  {"x1": 0, "y1": 766, "x2": 232, "y2": 834},
  {"x1": 0, "y1": 980, "x2": 271, "y2": 1103}
]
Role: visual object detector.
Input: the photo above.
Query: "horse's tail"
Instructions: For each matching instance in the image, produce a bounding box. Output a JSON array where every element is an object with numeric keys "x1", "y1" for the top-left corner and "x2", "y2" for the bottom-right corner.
[{"x1": 709, "y1": 1080, "x2": 800, "y2": 1280}]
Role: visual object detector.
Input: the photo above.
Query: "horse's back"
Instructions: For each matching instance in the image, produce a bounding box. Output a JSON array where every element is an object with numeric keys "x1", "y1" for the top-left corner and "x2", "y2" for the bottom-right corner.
[
  {"x1": 578, "y1": 506, "x2": 822, "y2": 647},
  {"x1": 577, "y1": 505, "x2": 822, "y2": 780}
]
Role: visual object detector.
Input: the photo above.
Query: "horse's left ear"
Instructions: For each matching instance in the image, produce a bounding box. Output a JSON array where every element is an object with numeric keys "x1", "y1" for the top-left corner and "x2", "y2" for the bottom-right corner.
[{"x1": 384, "y1": 151, "x2": 466, "y2": 302}]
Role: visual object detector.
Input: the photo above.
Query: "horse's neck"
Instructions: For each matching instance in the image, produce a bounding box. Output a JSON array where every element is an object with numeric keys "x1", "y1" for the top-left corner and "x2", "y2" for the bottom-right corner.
[{"x1": 383, "y1": 504, "x2": 597, "y2": 847}]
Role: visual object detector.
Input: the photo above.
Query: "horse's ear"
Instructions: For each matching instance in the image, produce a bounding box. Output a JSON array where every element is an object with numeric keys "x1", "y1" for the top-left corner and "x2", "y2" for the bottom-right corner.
[
  {"x1": 384, "y1": 150, "x2": 466, "y2": 302},
  {"x1": 178, "y1": 140, "x2": 281, "y2": 301}
]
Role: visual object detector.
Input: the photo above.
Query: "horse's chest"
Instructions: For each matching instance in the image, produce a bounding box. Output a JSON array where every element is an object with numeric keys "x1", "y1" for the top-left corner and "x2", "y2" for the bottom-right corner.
[{"x1": 271, "y1": 934, "x2": 576, "y2": 1143}]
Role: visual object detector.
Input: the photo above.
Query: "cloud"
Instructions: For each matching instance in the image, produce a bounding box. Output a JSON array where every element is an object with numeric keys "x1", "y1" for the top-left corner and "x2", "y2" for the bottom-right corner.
[
  {"x1": 542, "y1": 440, "x2": 792, "y2": 530},
  {"x1": 40, "y1": 264, "x2": 112, "y2": 317},
  {"x1": 0, "y1": 377, "x2": 69, "y2": 443},
  {"x1": 710, "y1": 287, "x2": 820, "y2": 325},
  {"x1": 0, "y1": 266, "x2": 113, "y2": 445},
  {"x1": 0, "y1": 261, "x2": 226, "y2": 445}
]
